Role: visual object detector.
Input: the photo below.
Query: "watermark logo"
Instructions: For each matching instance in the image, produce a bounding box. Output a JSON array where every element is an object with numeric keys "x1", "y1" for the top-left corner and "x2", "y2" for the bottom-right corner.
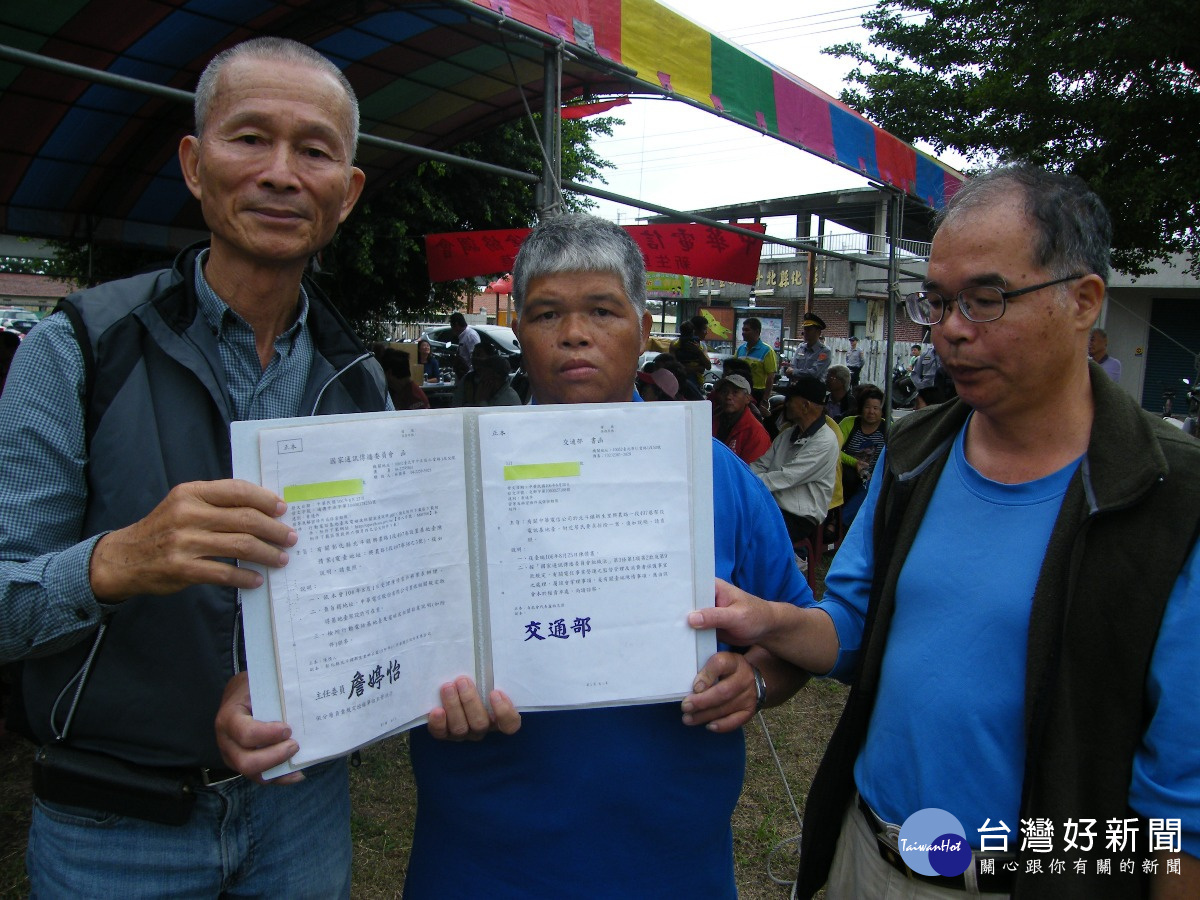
[{"x1": 898, "y1": 807, "x2": 972, "y2": 877}]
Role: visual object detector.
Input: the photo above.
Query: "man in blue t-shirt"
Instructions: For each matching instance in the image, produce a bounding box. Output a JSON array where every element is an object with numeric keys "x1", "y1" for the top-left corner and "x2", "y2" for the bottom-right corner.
[
  {"x1": 691, "y1": 164, "x2": 1200, "y2": 899},
  {"x1": 218, "y1": 215, "x2": 814, "y2": 897}
]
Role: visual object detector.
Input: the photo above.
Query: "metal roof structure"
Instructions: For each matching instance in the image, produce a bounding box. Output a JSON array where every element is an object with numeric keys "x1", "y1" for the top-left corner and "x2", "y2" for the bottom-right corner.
[
  {"x1": 1, "y1": 0, "x2": 965, "y2": 251},
  {"x1": 647, "y1": 186, "x2": 939, "y2": 248}
]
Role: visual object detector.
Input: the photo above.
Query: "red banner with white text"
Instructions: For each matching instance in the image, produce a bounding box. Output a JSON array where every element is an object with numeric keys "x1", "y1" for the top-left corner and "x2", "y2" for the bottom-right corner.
[{"x1": 424, "y1": 223, "x2": 767, "y2": 285}]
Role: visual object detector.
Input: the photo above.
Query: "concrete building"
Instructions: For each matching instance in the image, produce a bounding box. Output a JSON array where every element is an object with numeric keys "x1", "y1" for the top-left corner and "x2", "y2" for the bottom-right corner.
[
  {"x1": 1105, "y1": 258, "x2": 1200, "y2": 413},
  {"x1": 0, "y1": 272, "x2": 76, "y2": 314}
]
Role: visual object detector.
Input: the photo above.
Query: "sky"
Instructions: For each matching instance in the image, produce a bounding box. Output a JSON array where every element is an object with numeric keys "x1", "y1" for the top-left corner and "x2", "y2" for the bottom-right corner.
[{"x1": 583, "y1": 1, "x2": 962, "y2": 234}]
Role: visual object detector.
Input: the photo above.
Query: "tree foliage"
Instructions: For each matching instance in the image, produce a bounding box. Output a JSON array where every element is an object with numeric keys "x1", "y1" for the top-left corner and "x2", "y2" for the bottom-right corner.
[
  {"x1": 0, "y1": 255, "x2": 50, "y2": 276},
  {"x1": 320, "y1": 113, "x2": 614, "y2": 338},
  {"x1": 40, "y1": 242, "x2": 168, "y2": 288},
  {"x1": 828, "y1": 0, "x2": 1200, "y2": 275}
]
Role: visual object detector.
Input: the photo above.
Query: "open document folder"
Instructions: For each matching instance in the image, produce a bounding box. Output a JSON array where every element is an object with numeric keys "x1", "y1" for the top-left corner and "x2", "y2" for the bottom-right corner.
[{"x1": 232, "y1": 402, "x2": 717, "y2": 778}]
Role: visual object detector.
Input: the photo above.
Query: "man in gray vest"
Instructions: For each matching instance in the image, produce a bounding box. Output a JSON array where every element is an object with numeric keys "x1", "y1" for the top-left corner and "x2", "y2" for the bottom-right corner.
[
  {"x1": 691, "y1": 163, "x2": 1200, "y2": 899},
  {"x1": 0, "y1": 37, "x2": 385, "y2": 896}
]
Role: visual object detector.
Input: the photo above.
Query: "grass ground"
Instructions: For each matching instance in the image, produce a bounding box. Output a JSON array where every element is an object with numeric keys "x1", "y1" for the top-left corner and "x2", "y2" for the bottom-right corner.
[{"x1": 0, "y1": 574, "x2": 845, "y2": 898}]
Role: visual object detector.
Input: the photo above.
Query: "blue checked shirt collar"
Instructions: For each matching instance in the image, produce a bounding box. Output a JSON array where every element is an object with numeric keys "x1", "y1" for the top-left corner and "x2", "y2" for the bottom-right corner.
[{"x1": 193, "y1": 249, "x2": 315, "y2": 421}]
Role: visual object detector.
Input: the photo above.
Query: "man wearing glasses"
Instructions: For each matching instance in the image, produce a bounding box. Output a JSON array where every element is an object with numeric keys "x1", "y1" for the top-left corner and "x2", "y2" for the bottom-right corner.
[{"x1": 691, "y1": 163, "x2": 1200, "y2": 898}]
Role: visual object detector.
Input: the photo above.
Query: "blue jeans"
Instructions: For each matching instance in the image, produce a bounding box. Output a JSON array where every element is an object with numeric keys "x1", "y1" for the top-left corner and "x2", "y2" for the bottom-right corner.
[{"x1": 27, "y1": 758, "x2": 351, "y2": 899}]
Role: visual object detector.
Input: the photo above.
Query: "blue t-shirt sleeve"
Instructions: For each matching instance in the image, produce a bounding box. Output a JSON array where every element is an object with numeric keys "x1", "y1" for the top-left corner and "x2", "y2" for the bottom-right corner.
[
  {"x1": 1129, "y1": 539, "x2": 1200, "y2": 857},
  {"x1": 711, "y1": 438, "x2": 812, "y2": 611},
  {"x1": 817, "y1": 447, "x2": 888, "y2": 681}
]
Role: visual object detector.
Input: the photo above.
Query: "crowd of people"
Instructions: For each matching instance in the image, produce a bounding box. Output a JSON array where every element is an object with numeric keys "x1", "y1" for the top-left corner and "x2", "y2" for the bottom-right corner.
[
  {"x1": 637, "y1": 312, "x2": 891, "y2": 572},
  {"x1": 0, "y1": 34, "x2": 1196, "y2": 900},
  {"x1": 371, "y1": 328, "x2": 524, "y2": 410}
]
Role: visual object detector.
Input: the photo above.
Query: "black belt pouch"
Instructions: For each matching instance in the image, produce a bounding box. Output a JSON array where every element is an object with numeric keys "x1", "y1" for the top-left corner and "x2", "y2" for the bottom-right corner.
[{"x1": 32, "y1": 744, "x2": 196, "y2": 826}]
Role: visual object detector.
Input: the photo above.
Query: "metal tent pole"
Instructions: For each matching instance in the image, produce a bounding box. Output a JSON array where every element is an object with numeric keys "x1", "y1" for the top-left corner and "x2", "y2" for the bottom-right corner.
[{"x1": 537, "y1": 47, "x2": 563, "y2": 220}]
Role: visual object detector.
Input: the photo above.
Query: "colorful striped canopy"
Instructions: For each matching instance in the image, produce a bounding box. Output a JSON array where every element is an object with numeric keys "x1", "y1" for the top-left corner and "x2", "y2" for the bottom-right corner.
[
  {"x1": 492, "y1": 0, "x2": 962, "y2": 206},
  {"x1": 0, "y1": 0, "x2": 964, "y2": 250}
]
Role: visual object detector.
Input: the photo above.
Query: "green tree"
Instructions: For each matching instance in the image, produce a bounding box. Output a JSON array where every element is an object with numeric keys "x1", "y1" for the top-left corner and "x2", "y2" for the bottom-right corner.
[
  {"x1": 0, "y1": 257, "x2": 48, "y2": 276},
  {"x1": 40, "y1": 242, "x2": 168, "y2": 288},
  {"x1": 321, "y1": 113, "x2": 614, "y2": 337},
  {"x1": 828, "y1": 0, "x2": 1200, "y2": 275}
]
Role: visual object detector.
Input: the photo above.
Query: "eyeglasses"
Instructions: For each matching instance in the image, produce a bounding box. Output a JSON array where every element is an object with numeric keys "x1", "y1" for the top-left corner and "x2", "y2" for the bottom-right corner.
[{"x1": 903, "y1": 273, "x2": 1087, "y2": 326}]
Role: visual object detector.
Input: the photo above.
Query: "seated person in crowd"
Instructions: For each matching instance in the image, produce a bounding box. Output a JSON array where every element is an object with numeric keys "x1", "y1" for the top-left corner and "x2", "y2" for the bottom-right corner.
[
  {"x1": 823, "y1": 410, "x2": 847, "y2": 523},
  {"x1": 711, "y1": 374, "x2": 770, "y2": 464},
  {"x1": 416, "y1": 337, "x2": 440, "y2": 383},
  {"x1": 374, "y1": 344, "x2": 430, "y2": 411},
  {"x1": 669, "y1": 320, "x2": 711, "y2": 391},
  {"x1": 652, "y1": 353, "x2": 704, "y2": 400},
  {"x1": 763, "y1": 394, "x2": 788, "y2": 441},
  {"x1": 824, "y1": 364, "x2": 855, "y2": 422},
  {"x1": 453, "y1": 353, "x2": 521, "y2": 407},
  {"x1": 750, "y1": 375, "x2": 840, "y2": 544},
  {"x1": 721, "y1": 358, "x2": 760, "y2": 413},
  {"x1": 636, "y1": 366, "x2": 680, "y2": 401},
  {"x1": 837, "y1": 384, "x2": 886, "y2": 526}
]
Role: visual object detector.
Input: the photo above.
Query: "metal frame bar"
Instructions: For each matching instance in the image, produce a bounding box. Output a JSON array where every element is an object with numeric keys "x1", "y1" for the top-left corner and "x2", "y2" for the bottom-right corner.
[{"x1": 0, "y1": 40, "x2": 927, "y2": 282}]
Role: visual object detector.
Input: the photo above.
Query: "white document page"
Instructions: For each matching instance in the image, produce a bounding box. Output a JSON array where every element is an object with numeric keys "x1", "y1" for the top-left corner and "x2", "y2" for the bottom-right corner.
[
  {"x1": 255, "y1": 413, "x2": 475, "y2": 766},
  {"x1": 478, "y1": 404, "x2": 714, "y2": 709}
]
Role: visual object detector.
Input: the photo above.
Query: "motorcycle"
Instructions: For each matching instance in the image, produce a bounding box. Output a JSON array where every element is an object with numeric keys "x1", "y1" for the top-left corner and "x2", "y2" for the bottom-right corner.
[
  {"x1": 1161, "y1": 378, "x2": 1200, "y2": 436},
  {"x1": 892, "y1": 361, "x2": 918, "y2": 408}
]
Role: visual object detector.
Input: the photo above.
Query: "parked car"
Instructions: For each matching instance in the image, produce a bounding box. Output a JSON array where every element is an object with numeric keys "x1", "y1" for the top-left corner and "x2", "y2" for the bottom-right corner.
[
  {"x1": 420, "y1": 324, "x2": 521, "y2": 371},
  {"x1": 0, "y1": 308, "x2": 40, "y2": 336}
]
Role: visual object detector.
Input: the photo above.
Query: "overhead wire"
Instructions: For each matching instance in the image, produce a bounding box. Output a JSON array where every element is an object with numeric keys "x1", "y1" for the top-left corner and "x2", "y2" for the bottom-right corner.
[{"x1": 720, "y1": 4, "x2": 877, "y2": 42}]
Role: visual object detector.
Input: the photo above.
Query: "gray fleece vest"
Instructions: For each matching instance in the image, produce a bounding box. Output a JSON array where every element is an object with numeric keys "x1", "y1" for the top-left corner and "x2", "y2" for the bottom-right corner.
[{"x1": 21, "y1": 247, "x2": 387, "y2": 768}]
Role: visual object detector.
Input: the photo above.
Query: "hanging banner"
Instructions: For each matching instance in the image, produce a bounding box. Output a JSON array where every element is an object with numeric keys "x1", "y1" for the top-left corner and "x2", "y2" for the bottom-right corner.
[
  {"x1": 561, "y1": 97, "x2": 631, "y2": 119},
  {"x1": 634, "y1": 222, "x2": 766, "y2": 284},
  {"x1": 424, "y1": 228, "x2": 529, "y2": 282},
  {"x1": 424, "y1": 222, "x2": 766, "y2": 285}
]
